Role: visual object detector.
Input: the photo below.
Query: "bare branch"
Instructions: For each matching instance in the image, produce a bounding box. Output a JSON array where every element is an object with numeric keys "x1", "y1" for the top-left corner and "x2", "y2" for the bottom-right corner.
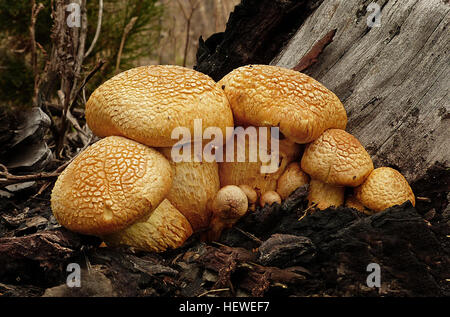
[
  {"x1": 115, "y1": 16, "x2": 138, "y2": 74},
  {"x1": 30, "y1": 0, "x2": 45, "y2": 107},
  {"x1": 84, "y1": 0, "x2": 103, "y2": 58}
]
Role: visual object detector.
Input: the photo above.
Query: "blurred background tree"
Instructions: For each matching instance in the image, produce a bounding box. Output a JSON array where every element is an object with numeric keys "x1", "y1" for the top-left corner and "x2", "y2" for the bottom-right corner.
[
  {"x1": 0, "y1": 0, "x2": 239, "y2": 109},
  {"x1": 0, "y1": 0, "x2": 163, "y2": 108}
]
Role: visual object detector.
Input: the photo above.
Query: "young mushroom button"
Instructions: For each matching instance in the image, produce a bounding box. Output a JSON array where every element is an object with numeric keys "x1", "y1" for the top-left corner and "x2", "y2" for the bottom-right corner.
[{"x1": 205, "y1": 185, "x2": 249, "y2": 241}]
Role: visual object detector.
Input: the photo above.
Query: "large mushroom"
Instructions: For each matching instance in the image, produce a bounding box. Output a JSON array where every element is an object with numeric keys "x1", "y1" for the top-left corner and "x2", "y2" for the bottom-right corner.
[
  {"x1": 102, "y1": 199, "x2": 193, "y2": 252},
  {"x1": 85, "y1": 65, "x2": 234, "y2": 147},
  {"x1": 51, "y1": 65, "x2": 236, "y2": 252},
  {"x1": 300, "y1": 129, "x2": 374, "y2": 209},
  {"x1": 218, "y1": 64, "x2": 348, "y2": 144},
  {"x1": 51, "y1": 136, "x2": 174, "y2": 236},
  {"x1": 216, "y1": 64, "x2": 347, "y2": 202}
]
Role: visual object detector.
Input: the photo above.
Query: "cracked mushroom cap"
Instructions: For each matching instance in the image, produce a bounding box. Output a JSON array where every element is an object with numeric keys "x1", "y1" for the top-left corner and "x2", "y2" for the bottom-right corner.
[
  {"x1": 102, "y1": 199, "x2": 193, "y2": 252},
  {"x1": 86, "y1": 65, "x2": 234, "y2": 147},
  {"x1": 354, "y1": 167, "x2": 415, "y2": 212},
  {"x1": 158, "y1": 147, "x2": 220, "y2": 232},
  {"x1": 50, "y1": 136, "x2": 173, "y2": 236},
  {"x1": 301, "y1": 129, "x2": 374, "y2": 187},
  {"x1": 218, "y1": 64, "x2": 347, "y2": 144},
  {"x1": 276, "y1": 162, "x2": 310, "y2": 200},
  {"x1": 219, "y1": 128, "x2": 302, "y2": 196}
]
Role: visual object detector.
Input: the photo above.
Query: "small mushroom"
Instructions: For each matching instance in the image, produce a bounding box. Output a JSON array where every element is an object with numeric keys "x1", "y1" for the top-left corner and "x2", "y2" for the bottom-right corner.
[
  {"x1": 301, "y1": 129, "x2": 374, "y2": 187},
  {"x1": 354, "y1": 167, "x2": 415, "y2": 212},
  {"x1": 205, "y1": 185, "x2": 249, "y2": 241},
  {"x1": 50, "y1": 136, "x2": 173, "y2": 236},
  {"x1": 260, "y1": 190, "x2": 282, "y2": 207},
  {"x1": 276, "y1": 162, "x2": 310, "y2": 200},
  {"x1": 307, "y1": 179, "x2": 345, "y2": 210},
  {"x1": 300, "y1": 129, "x2": 374, "y2": 210},
  {"x1": 239, "y1": 184, "x2": 258, "y2": 211},
  {"x1": 218, "y1": 64, "x2": 347, "y2": 144}
]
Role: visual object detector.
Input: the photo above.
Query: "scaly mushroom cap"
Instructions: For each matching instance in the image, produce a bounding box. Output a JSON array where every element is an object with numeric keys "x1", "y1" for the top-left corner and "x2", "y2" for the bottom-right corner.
[
  {"x1": 158, "y1": 147, "x2": 220, "y2": 232},
  {"x1": 85, "y1": 65, "x2": 234, "y2": 147},
  {"x1": 218, "y1": 65, "x2": 347, "y2": 144},
  {"x1": 301, "y1": 129, "x2": 374, "y2": 187},
  {"x1": 355, "y1": 167, "x2": 415, "y2": 212},
  {"x1": 102, "y1": 199, "x2": 193, "y2": 253},
  {"x1": 307, "y1": 179, "x2": 345, "y2": 210},
  {"x1": 276, "y1": 162, "x2": 310, "y2": 200},
  {"x1": 219, "y1": 128, "x2": 301, "y2": 196},
  {"x1": 50, "y1": 136, "x2": 173, "y2": 236}
]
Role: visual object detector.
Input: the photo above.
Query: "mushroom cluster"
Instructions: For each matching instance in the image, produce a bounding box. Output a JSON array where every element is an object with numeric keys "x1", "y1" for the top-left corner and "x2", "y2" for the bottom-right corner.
[
  {"x1": 51, "y1": 64, "x2": 415, "y2": 253},
  {"x1": 216, "y1": 64, "x2": 415, "y2": 213},
  {"x1": 51, "y1": 65, "x2": 242, "y2": 252}
]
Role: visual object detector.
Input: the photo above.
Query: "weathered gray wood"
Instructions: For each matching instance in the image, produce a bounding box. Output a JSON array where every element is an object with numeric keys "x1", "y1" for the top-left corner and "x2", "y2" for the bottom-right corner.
[{"x1": 272, "y1": 0, "x2": 449, "y2": 183}]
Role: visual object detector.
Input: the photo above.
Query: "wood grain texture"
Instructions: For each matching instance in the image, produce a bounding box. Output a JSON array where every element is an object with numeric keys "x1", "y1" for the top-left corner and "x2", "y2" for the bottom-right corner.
[{"x1": 272, "y1": 0, "x2": 450, "y2": 183}]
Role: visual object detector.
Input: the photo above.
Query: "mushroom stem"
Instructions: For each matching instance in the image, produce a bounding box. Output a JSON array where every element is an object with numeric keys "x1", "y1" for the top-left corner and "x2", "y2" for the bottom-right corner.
[
  {"x1": 276, "y1": 162, "x2": 310, "y2": 200},
  {"x1": 307, "y1": 179, "x2": 345, "y2": 210}
]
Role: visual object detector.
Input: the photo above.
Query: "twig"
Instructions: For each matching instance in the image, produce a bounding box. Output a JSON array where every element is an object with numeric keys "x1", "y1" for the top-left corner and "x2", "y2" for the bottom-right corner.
[
  {"x1": 0, "y1": 164, "x2": 63, "y2": 187},
  {"x1": 297, "y1": 203, "x2": 318, "y2": 221},
  {"x1": 68, "y1": 59, "x2": 105, "y2": 113},
  {"x1": 30, "y1": 0, "x2": 45, "y2": 107},
  {"x1": 84, "y1": 0, "x2": 103, "y2": 58},
  {"x1": 177, "y1": 0, "x2": 201, "y2": 67},
  {"x1": 234, "y1": 227, "x2": 263, "y2": 245},
  {"x1": 197, "y1": 288, "x2": 230, "y2": 297},
  {"x1": 0, "y1": 136, "x2": 94, "y2": 188},
  {"x1": 115, "y1": 16, "x2": 138, "y2": 74}
]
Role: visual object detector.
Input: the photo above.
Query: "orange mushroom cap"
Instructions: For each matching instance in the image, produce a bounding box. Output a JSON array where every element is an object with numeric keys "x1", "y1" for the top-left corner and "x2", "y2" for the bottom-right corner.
[{"x1": 218, "y1": 64, "x2": 347, "y2": 144}]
